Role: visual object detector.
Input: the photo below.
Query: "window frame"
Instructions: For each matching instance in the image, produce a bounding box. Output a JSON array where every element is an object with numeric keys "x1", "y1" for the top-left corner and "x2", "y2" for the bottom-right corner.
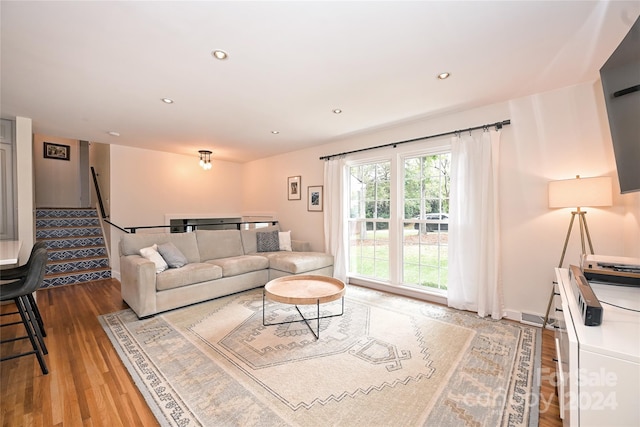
[{"x1": 344, "y1": 139, "x2": 451, "y2": 299}]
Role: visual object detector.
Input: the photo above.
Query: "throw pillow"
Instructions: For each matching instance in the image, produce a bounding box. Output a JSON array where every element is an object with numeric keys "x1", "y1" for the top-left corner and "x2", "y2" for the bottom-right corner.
[
  {"x1": 157, "y1": 242, "x2": 188, "y2": 268},
  {"x1": 139, "y1": 244, "x2": 168, "y2": 273},
  {"x1": 279, "y1": 231, "x2": 292, "y2": 251},
  {"x1": 256, "y1": 230, "x2": 280, "y2": 252}
]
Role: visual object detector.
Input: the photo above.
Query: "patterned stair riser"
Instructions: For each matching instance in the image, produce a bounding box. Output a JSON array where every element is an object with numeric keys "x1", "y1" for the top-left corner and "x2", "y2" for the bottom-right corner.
[
  {"x1": 36, "y1": 209, "x2": 98, "y2": 218},
  {"x1": 42, "y1": 237, "x2": 105, "y2": 249},
  {"x1": 36, "y1": 208, "x2": 111, "y2": 289},
  {"x1": 46, "y1": 258, "x2": 110, "y2": 275},
  {"x1": 41, "y1": 269, "x2": 111, "y2": 288},
  {"x1": 36, "y1": 218, "x2": 100, "y2": 228},
  {"x1": 36, "y1": 227, "x2": 103, "y2": 239},
  {"x1": 47, "y1": 247, "x2": 107, "y2": 261}
]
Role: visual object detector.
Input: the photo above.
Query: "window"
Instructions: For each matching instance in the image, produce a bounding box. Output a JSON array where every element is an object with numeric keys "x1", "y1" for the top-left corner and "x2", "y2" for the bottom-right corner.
[
  {"x1": 402, "y1": 153, "x2": 450, "y2": 291},
  {"x1": 346, "y1": 149, "x2": 450, "y2": 295},
  {"x1": 348, "y1": 161, "x2": 390, "y2": 281}
]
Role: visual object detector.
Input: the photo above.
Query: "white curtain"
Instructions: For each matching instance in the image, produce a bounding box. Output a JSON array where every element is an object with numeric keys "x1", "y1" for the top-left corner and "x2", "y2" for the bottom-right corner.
[
  {"x1": 323, "y1": 158, "x2": 348, "y2": 283},
  {"x1": 447, "y1": 130, "x2": 504, "y2": 319}
]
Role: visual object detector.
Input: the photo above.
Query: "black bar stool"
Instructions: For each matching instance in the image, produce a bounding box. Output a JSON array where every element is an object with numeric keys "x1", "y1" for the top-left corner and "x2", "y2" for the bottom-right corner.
[
  {"x1": 0, "y1": 247, "x2": 49, "y2": 375},
  {"x1": 1, "y1": 241, "x2": 48, "y2": 337}
]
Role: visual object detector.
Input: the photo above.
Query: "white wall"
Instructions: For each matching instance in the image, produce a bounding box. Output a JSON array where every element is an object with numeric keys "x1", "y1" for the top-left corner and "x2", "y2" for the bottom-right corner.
[
  {"x1": 33, "y1": 134, "x2": 81, "y2": 208},
  {"x1": 242, "y1": 144, "x2": 327, "y2": 250},
  {"x1": 109, "y1": 145, "x2": 244, "y2": 275},
  {"x1": 242, "y1": 80, "x2": 640, "y2": 319},
  {"x1": 503, "y1": 81, "x2": 636, "y2": 318},
  {"x1": 15, "y1": 117, "x2": 34, "y2": 262},
  {"x1": 89, "y1": 142, "x2": 111, "y2": 215}
]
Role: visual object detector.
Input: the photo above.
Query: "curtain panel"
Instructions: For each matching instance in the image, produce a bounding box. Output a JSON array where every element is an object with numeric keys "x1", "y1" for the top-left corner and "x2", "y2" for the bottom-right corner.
[
  {"x1": 447, "y1": 130, "x2": 504, "y2": 319},
  {"x1": 323, "y1": 158, "x2": 348, "y2": 283}
]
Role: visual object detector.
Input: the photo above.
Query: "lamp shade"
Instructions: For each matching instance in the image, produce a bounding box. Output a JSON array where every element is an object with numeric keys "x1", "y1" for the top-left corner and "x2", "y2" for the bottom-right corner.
[{"x1": 548, "y1": 176, "x2": 613, "y2": 208}]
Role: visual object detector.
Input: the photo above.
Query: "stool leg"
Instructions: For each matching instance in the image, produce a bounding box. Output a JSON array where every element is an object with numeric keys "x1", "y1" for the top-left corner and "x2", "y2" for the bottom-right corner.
[
  {"x1": 27, "y1": 293, "x2": 46, "y2": 337},
  {"x1": 14, "y1": 297, "x2": 48, "y2": 375},
  {"x1": 20, "y1": 295, "x2": 47, "y2": 355}
]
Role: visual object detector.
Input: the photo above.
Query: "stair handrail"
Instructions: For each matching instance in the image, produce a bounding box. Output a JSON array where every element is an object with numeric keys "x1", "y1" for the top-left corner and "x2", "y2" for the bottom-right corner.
[
  {"x1": 90, "y1": 166, "x2": 108, "y2": 219},
  {"x1": 89, "y1": 169, "x2": 277, "y2": 234},
  {"x1": 92, "y1": 219, "x2": 278, "y2": 234},
  {"x1": 126, "y1": 221, "x2": 278, "y2": 233},
  {"x1": 104, "y1": 219, "x2": 130, "y2": 234}
]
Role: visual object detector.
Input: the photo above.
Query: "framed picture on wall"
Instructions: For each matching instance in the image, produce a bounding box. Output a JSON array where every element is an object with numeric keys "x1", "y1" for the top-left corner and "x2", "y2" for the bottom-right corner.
[
  {"x1": 307, "y1": 185, "x2": 323, "y2": 212},
  {"x1": 44, "y1": 142, "x2": 70, "y2": 161},
  {"x1": 288, "y1": 176, "x2": 301, "y2": 200}
]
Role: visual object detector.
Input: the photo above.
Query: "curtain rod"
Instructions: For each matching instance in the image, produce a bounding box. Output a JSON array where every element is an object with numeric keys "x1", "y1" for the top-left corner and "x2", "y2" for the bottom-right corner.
[{"x1": 319, "y1": 119, "x2": 511, "y2": 161}]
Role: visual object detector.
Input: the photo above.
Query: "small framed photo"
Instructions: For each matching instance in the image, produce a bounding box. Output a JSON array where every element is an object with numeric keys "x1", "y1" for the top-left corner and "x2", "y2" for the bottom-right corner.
[
  {"x1": 288, "y1": 176, "x2": 301, "y2": 200},
  {"x1": 307, "y1": 185, "x2": 323, "y2": 212},
  {"x1": 44, "y1": 142, "x2": 70, "y2": 161}
]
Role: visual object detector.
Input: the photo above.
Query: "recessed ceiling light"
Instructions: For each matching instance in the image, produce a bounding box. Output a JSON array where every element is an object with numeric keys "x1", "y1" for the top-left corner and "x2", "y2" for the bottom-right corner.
[
  {"x1": 212, "y1": 50, "x2": 228, "y2": 60},
  {"x1": 271, "y1": 130, "x2": 280, "y2": 134},
  {"x1": 107, "y1": 131, "x2": 120, "y2": 137},
  {"x1": 333, "y1": 108, "x2": 342, "y2": 114},
  {"x1": 437, "y1": 72, "x2": 450, "y2": 80},
  {"x1": 161, "y1": 98, "x2": 174, "y2": 104}
]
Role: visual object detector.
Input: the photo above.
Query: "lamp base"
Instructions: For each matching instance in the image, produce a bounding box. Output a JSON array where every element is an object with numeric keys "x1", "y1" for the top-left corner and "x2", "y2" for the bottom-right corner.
[{"x1": 542, "y1": 210, "x2": 594, "y2": 328}]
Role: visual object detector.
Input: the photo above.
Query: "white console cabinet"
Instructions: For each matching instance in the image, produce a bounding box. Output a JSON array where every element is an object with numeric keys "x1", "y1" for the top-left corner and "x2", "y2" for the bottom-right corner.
[{"x1": 554, "y1": 268, "x2": 640, "y2": 427}]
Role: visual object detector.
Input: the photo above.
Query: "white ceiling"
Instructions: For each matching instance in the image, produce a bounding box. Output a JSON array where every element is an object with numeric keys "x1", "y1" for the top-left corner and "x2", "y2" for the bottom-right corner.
[{"x1": 2, "y1": 1, "x2": 639, "y2": 163}]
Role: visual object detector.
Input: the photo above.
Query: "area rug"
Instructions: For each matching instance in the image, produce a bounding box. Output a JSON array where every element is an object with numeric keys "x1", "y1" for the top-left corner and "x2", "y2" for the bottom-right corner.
[{"x1": 99, "y1": 285, "x2": 541, "y2": 427}]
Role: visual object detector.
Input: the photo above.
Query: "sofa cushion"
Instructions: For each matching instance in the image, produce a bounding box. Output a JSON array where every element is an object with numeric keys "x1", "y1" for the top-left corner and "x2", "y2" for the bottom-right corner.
[
  {"x1": 157, "y1": 242, "x2": 188, "y2": 268},
  {"x1": 257, "y1": 230, "x2": 280, "y2": 252},
  {"x1": 240, "y1": 224, "x2": 280, "y2": 254},
  {"x1": 156, "y1": 263, "x2": 222, "y2": 291},
  {"x1": 206, "y1": 255, "x2": 269, "y2": 277},
  {"x1": 140, "y1": 244, "x2": 168, "y2": 273},
  {"x1": 279, "y1": 231, "x2": 292, "y2": 251},
  {"x1": 196, "y1": 230, "x2": 244, "y2": 260},
  {"x1": 266, "y1": 251, "x2": 334, "y2": 274},
  {"x1": 120, "y1": 232, "x2": 200, "y2": 263}
]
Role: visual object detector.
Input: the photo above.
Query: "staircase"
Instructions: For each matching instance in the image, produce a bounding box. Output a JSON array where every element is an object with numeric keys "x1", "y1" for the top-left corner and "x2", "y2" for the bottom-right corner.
[{"x1": 36, "y1": 208, "x2": 111, "y2": 288}]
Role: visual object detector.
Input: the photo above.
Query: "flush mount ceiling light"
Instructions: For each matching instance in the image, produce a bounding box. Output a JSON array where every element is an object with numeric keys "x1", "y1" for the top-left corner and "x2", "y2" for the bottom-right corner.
[
  {"x1": 211, "y1": 50, "x2": 228, "y2": 60},
  {"x1": 161, "y1": 98, "x2": 174, "y2": 104},
  {"x1": 437, "y1": 72, "x2": 451, "y2": 80},
  {"x1": 107, "y1": 131, "x2": 120, "y2": 137},
  {"x1": 271, "y1": 130, "x2": 280, "y2": 134},
  {"x1": 198, "y1": 150, "x2": 213, "y2": 170},
  {"x1": 332, "y1": 108, "x2": 342, "y2": 114}
]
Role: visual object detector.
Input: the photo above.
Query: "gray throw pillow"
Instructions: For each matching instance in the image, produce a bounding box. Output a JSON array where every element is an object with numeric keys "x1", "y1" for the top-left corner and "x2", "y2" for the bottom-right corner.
[
  {"x1": 256, "y1": 230, "x2": 280, "y2": 252},
  {"x1": 157, "y1": 242, "x2": 188, "y2": 268}
]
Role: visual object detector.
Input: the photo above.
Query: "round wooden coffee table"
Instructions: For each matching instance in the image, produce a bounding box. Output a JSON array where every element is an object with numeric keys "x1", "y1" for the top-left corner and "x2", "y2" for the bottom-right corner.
[{"x1": 262, "y1": 275, "x2": 346, "y2": 339}]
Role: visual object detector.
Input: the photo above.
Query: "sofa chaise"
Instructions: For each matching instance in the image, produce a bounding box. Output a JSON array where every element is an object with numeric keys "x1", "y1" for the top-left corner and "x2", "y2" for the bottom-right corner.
[{"x1": 119, "y1": 225, "x2": 334, "y2": 318}]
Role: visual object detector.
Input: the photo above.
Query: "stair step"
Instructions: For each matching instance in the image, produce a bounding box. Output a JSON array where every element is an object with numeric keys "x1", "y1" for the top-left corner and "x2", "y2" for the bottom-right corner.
[
  {"x1": 45, "y1": 256, "x2": 110, "y2": 275},
  {"x1": 41, "y1": 268, "x2": 112, "y2": 288},
  {"x1": 46, "y1": 246, "x2": 107, "y2": 261},
  {"x1": 35, "y1": 207, "x2": 111, "y2": 289}
]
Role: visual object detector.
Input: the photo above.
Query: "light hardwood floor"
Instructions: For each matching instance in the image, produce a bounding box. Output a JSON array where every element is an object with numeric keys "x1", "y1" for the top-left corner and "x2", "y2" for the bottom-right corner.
[{"x1": 1, "y1": 279, "x2": 562, "y2": 426}]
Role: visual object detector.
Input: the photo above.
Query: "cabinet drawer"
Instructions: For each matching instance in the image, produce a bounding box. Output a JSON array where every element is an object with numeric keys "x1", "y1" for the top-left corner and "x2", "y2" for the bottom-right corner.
[{"x1": 555, "y1": 337, "x2": 565, "y2": 419}]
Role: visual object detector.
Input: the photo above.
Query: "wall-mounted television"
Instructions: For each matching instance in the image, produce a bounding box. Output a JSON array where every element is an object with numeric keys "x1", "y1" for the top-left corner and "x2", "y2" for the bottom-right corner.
[{"x1": 599, "y1": 16, "x2": 640, "y2": 194}]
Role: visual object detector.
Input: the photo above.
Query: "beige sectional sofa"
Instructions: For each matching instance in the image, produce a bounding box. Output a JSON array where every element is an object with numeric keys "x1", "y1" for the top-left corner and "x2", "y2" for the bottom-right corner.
[{"x1": 119, "y1": 225, "x2": 334, "y2": 318}]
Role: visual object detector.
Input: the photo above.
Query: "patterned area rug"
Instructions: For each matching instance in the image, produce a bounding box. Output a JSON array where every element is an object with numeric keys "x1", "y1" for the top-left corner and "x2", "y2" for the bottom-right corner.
[{"x1": 100, "y1": 285, "x2": 541, "y2": 427}]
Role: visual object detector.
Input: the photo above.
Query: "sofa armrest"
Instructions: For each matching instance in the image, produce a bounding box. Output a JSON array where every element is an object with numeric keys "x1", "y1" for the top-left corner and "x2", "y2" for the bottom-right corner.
[
  {"x1": 291, "y1": 240, "x2": 311, "y2": 252},
  {"x1": 120, "y1": 254, "x2": 157, "y2": 318}
]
